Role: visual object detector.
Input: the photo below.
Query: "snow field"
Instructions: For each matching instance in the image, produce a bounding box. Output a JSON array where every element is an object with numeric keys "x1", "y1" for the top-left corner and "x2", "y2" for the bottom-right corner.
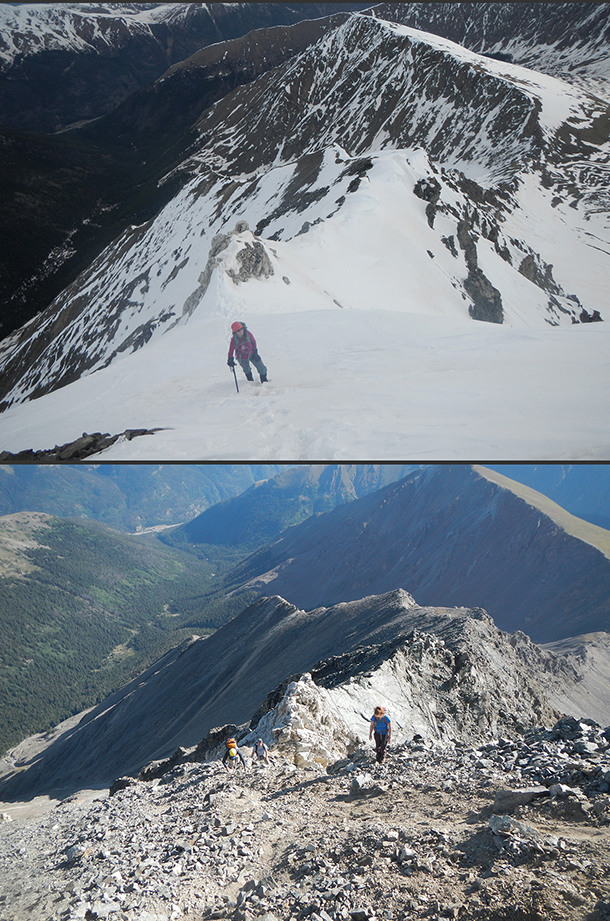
[{"x1": 1, "y1": 308, "x2": 609, "y2": 460}]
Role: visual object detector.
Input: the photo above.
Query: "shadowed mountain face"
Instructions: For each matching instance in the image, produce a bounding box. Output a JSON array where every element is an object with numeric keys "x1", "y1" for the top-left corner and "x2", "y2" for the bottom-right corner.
[
  {"x1": 1, "y1": 587, "x2": 603, "y2": 801},
  {"x1": 225, "y1": 465, "x2": 610, "y2": 643},
  {"x1": 0, "y1": 3, "x2": 374, "y2": 133}
]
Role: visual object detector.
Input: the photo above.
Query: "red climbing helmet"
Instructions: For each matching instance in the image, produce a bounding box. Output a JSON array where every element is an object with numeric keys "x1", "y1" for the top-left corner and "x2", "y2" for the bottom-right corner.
[{"x1": 231, "y1": 321, "x2": 243, "y2": 332}]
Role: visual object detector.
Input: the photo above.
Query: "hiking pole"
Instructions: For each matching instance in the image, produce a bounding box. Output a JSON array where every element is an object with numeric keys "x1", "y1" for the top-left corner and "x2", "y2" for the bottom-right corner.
[{"x1": 232, "y1": 364, "x2": 239, "y2": 393}]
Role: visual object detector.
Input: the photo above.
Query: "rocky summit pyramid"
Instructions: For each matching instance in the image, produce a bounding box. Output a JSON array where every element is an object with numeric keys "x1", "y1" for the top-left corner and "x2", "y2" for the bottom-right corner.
[{"x1": 2, "y1": 587, "x2": 609, "y2": 803}]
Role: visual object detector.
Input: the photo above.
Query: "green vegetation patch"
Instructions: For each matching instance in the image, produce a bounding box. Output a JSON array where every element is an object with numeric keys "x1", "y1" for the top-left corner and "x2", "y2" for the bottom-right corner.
[{"x1": 0, "y1": 516, "x2": 253, "y2": 757}]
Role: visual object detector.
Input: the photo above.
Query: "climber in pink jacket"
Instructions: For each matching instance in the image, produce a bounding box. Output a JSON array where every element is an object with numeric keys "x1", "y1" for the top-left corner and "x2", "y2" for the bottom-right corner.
[{"x1": 227, "y1": 321, "x2": 268, "y2": 382}]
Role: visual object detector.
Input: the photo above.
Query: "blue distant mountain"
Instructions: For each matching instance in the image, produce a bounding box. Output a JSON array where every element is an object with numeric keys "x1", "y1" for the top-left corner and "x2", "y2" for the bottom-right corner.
[{"x1": 485, "y1": 465, "x2": 610, "y2": 531}]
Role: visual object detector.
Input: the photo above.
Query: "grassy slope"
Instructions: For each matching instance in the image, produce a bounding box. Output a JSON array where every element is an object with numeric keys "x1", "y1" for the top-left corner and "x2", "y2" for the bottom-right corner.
[{"x1": 476, "y1": 466, "x2": 610, "y2": 560}]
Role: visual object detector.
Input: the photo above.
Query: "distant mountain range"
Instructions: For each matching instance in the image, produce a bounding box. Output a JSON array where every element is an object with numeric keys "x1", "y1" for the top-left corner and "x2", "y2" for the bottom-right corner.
[
  {"x1": 0, "y1": 3, "x2": 373, "y2": 132},
  {"x1": 0, "y1": 463, "x2": 286, "y2": 531},
  {"x1": 164, "y1": 463, "x2": 420, "y2": 551},
  {"x1": 374, "y1": 2, "x2": 610, "y2": 100},
  {"x1": 1, "y1": 461, "x2": 608, "y2": 533}
]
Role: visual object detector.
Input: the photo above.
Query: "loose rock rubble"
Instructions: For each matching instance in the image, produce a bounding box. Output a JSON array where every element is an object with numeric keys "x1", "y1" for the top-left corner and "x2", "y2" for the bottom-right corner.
[{"x1": 1, "y1": 716, "x2": 609, "y2": 921}]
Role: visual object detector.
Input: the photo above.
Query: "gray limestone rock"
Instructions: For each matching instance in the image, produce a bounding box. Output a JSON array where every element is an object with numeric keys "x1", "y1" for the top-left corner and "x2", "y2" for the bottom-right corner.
[
  {"x1": 493, "y1": 786, "x2": 548, "y2": 812},
  {"x1": 226, "y1": 240, "x2": 274, "y2": 284}
]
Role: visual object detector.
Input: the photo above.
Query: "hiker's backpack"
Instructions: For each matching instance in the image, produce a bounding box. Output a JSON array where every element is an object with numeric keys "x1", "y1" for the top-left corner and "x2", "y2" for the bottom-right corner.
[
  {"x1": 232, "y1": 324, "x2": 253, "y2": 359},
  {"x1": 372, "y1": 713, "x2": 391, "y2": 734}
]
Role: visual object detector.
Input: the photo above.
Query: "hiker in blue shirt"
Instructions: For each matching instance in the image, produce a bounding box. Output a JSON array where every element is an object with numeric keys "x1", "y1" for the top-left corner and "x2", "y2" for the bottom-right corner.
[{"x1": 369, "y1": 705, "x2": 392, "y2": 764}]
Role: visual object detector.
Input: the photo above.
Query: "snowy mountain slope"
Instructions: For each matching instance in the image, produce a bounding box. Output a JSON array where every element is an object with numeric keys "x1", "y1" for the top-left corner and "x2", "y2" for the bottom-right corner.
[
  {"x1": 1, "y1": 305, "x2": 609, "y2": 460},
  {"x1": 0, "y1": 2, "x2": 185, "y2": 68},
  {"x1": 0, "y1": 13, "x2": 609, "y2": 459},
  {"x1": 0, "y1": 11, "x2": 357, "y2": 344},
  {"x1": 0, "y1": 2, "x2": 369, "y2": 70},
  {"x1": 373, "y1": 2, "x2": 610, "y2": 102}
]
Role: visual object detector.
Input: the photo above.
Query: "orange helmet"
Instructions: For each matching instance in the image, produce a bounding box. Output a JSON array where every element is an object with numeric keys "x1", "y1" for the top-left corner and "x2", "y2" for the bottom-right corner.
[{"x1": 231, "y1": 322, "x2": 243, "y2": 332}]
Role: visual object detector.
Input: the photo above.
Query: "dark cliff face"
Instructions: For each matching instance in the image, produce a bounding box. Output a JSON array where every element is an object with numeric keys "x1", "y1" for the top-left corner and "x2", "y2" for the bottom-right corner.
[{"x1": 226, "y1": 465, "x2": 610, "y2": 643}]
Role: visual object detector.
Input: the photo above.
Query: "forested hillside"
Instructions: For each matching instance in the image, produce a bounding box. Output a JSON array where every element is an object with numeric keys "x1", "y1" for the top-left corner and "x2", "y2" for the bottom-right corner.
[{"x1": 0, "y1": 513, "x2": 256, "y2": 756}]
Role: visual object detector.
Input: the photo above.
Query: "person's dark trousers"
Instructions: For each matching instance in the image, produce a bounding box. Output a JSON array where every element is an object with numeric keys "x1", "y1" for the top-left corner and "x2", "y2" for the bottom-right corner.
[
  {"x1": 374, "y1": 731, "x2": 388, "y2": 763},
  {"x1": 239, "y1": 355, "x2": 267, "y2": 381}
]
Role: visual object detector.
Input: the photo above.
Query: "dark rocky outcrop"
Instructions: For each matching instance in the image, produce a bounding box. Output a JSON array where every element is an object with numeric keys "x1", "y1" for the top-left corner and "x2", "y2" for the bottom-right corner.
[
  {"x1": 464, "y1": 268, "x2": 504, "y2": 324},
  {"x1": 0, "y1": 428, "x2": 163, "y2": 463},
  {"x1": 413, "y1": 176, "x2": 442, "y2": 227},
  {"x1": 457, "y1": 220, "x2": 504, "y2": 323},
  {"x1": 580, "y1": 308, "x2": 603, "y2": 323}
]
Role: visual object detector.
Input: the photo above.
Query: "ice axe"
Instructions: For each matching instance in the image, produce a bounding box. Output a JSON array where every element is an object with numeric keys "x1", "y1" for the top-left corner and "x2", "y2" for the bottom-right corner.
[{"x1": 231, "y1": 364, "x2": 239, "y2": 393}]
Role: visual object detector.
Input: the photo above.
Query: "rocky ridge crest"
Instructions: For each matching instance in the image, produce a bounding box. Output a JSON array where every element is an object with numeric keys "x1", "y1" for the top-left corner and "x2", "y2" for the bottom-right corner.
[{"x1": 3, "y1": 590, "x2": 610, "y2": 803}]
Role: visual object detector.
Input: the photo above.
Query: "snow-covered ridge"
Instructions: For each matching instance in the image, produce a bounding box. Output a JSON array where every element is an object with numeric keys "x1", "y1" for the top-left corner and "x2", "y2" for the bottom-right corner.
[
  {"x1": 191, "y1": 13, "x2": 610, "y2": 183},
  {"x1": 0, "y1": 10, "x2": 608, "y2": 459}
]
